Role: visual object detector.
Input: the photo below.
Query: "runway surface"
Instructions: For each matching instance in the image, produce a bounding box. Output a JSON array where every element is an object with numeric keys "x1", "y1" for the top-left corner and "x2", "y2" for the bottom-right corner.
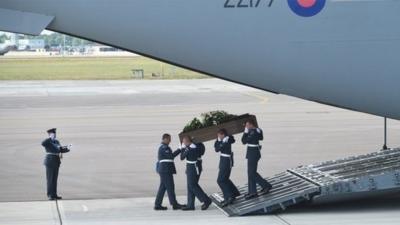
[
  {"x1": 1, "y1": 79, "x2": 400, "y2": 204},
  {"x1": 2, "y1": 196, "x2": 400, "y2": 225}
]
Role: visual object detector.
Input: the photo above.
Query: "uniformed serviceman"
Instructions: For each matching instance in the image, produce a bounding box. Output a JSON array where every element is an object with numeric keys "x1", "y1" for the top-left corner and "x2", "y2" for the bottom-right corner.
[
  {"x1": 180, "y1": 136, "x2": 212, "y2": 211},
  {"x1": 241, "y1": 120, "x2": 272, "y2": 200},
  {"x1": 194, "y1": 141, "x2": 205, "y2": 180},
  {"x1": 214, "y1": 129, "x2": 241, "y2": 206},
  {"x1": 154, "y1": 133, "x2": 185, "y2": 210},
  {"x1": 41, "y1": 128, "x2": 70, "y2": 200}
]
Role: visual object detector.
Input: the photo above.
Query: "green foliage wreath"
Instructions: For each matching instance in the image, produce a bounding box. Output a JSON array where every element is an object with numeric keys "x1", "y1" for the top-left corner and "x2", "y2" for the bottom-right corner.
[{"x1": 183, "y1": 111, "x2": 238, "y2": 132}]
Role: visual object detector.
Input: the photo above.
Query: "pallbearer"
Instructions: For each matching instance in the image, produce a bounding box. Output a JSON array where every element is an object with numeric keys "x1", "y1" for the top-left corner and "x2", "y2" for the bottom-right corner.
[
  {"x1": 180, "y1": 136, "x2": 212, "y2": 211},
  {"x1": 194, "y1": 142, "x2": 205, "y2": 180},
  {"x1": 41, "y1": 128, "x2": 70, "y2": 201},
  {"x1": 241, "y1": 120, "x2": 272, "y2": 200},
  {"x1": 154, "y1": 134, "x2": 185, "y2": 210},
  {"x1": 214, "y1": 129, "x2": 241, "y2": 207}
]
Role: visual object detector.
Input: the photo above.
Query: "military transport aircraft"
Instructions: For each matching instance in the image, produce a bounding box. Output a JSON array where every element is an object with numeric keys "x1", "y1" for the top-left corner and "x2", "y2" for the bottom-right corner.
[
  {"x1": 1, "y1": 0, "x2": 399, "y2": 120},
  {"x1": 1, "y1": 0, "x2": 400, "y2": 221}
]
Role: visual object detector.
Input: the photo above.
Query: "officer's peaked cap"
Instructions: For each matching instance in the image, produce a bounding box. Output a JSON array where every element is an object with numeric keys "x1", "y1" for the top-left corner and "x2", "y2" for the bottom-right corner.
[{"x1": 47, "y1": 128, "x2": 57, "y2": 133}]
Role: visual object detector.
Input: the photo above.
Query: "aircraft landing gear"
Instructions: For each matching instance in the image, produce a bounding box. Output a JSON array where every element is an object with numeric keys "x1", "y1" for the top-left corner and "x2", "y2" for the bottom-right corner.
[{"x1": 383, "y1": 117, "x2": 388, "y2": 150}]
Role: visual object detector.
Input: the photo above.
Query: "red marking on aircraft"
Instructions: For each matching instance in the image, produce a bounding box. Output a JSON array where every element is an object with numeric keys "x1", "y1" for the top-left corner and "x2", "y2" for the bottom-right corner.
[{"x1": 297, "y1": 0, "x2": 316, "y2": 8}]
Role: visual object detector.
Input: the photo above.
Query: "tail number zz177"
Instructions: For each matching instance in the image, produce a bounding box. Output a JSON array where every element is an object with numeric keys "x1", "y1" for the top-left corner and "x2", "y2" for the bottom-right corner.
[{"x1": 224, "y1": 0, "x2": 274, "y2": 8}]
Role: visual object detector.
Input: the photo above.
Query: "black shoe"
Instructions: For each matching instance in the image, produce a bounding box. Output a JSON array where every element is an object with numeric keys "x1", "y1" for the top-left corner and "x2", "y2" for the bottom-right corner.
[
  {"x1": 181, "y1": 206, "x2": 195, "y2": 211},
  {"x1": 259, "y1": 186, "x2": 272, "y2": 195},
  {"x1": 221, "y1": 197, "x2": 235, "y2": 207},
  {"x1": 201, "y1": 200, "x2": 212, "y2": 210},
  {"x1": 154, "y1": 205, "x2": 168, "y2": 211},
  {"x1": 172, "y1": 203, "x2": 186, "y2": 210},
  {"x1": 48, "y1": 197, "x2": 56, "y2": 201},
  {"x1": 55, "y1": 196, "x2": 62, "y2": 200},
  {"x1": 233, "y1": 192, "x2": 241, "y2": 198},
  {"x1": 244, "y1": 193, "x2": 258, "y2": 200}
]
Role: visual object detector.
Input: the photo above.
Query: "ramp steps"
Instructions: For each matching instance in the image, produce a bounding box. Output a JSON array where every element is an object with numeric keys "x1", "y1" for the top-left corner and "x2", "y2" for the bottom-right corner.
[
  {"x1": 211, "y1": 171, "x2": 320, "y2": 216},
  {"x1": 294, "y1": 149, "x2": 400, "y2": 182},
  {"x1": 212, "y1": 148, "x2": 400, "y2": 216},
  {"x1": 315, "y1": 150, "x2": 400, "y2": 171}
]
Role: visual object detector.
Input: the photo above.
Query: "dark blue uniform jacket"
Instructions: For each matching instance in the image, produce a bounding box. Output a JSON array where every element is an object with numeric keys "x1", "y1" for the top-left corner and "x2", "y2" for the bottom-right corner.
[
  {"x1": 157, "y1": 143, "x2": 181, "y2": 174},
  {"x1": 180, "y1": 143, "x2": 202, "y2": 174},
  {"x1": 214, "y1": 135, "x2": 235, "y2": 169},
  {"x1": 241, "y1": 128, "x2": 263, "y2": 160},
  {"x1": 42, "y1": 138, "x2": 69, "y2": 167}
]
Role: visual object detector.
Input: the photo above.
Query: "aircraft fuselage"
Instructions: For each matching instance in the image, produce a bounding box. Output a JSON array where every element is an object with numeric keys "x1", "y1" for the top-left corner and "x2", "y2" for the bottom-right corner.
[{"x1": 0, "y1": 0, "x2": 399, "y2": 119}]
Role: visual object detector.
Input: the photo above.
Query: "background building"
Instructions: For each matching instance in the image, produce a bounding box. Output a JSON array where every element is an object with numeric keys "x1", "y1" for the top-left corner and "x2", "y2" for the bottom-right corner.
[{"x1": 17, "y1": 39, "x2": 45, "y2": 51}]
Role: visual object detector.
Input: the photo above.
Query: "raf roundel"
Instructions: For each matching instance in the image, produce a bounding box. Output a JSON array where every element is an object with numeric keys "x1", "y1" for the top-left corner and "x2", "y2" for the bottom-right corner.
[{"x1": 287, "y1": 0, "x2": 326, "y2": 17}]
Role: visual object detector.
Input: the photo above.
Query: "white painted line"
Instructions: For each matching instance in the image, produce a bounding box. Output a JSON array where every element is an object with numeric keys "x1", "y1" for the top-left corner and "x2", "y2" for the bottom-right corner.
[
  {"x1": 82, "y1": 204, "x2": 89, "y2": 212},
  {"x1": 57, "y1": 200, "x2": 67, "y2": 225}
]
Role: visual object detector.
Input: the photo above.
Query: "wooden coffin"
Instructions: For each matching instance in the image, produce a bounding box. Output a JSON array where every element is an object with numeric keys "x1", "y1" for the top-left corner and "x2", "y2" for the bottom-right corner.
[{"x1": 178, "y1": 114, "x2": 257, "y2": 143}]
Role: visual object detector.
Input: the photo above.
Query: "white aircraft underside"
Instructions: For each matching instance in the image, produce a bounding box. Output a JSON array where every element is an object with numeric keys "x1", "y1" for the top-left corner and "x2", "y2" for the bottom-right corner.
[{"x1": 0, "y1": 0, "x2": 399, "y2": 119}]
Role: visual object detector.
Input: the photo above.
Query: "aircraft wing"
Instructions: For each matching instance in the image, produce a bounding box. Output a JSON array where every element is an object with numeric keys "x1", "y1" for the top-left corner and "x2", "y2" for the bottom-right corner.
[{"x1": 0, "y1": 7, "x2": 54, "y2": 35}]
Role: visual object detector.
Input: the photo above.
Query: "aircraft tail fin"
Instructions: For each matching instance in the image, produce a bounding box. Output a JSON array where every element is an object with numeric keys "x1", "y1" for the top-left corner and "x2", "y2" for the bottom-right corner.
[{"x1": 0, "y1": 8, "x2": 54, "y2": 35}]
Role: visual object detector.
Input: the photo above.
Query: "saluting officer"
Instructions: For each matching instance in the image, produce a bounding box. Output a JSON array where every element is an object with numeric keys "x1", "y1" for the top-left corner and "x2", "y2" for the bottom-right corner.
[
  {"x1": 180, "y1": 136, "x2": 212, "y2": 211},
  {"x1": 241, "y1": 120, "x2": 272, "y2": 200},
  {"x1": 41, "y1": 128, "x2": 70, "y2": 200},
  {"x1": 154, "y1": 134, "x2": 185, "y2": 210},
  {"x1": 214, "y1": 129, "x2": 241, "y2": 207}
]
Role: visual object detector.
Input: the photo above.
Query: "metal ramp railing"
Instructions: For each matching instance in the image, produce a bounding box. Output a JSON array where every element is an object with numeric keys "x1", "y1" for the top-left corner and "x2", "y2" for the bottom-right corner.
[{"x1": 211, "y1": 148, "x2": 400, "y2": 216}]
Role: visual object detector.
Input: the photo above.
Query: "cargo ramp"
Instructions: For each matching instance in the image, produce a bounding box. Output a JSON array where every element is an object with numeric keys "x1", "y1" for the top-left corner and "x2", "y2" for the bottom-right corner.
[{"x1": 211, "y1": 148, "x2": 400, "y2": 216}]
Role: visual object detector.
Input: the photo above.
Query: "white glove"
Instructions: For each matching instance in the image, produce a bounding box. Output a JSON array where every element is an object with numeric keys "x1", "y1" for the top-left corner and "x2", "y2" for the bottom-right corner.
[
  {"x1": 189, "y1": 143, "x2": 196, "y2": 148},
  {"x1": 256, "y1": 128, "x2": 261, "y2": 133},
  {"x1": 244, "y1": 127, "x2": 249, "y2": 134},
  {"x1": 223, "y1": 136, "x2": 229, "y2": 143},
  {"x1": 68, "y1": 144, "x2": 73, "y2": 150}
]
